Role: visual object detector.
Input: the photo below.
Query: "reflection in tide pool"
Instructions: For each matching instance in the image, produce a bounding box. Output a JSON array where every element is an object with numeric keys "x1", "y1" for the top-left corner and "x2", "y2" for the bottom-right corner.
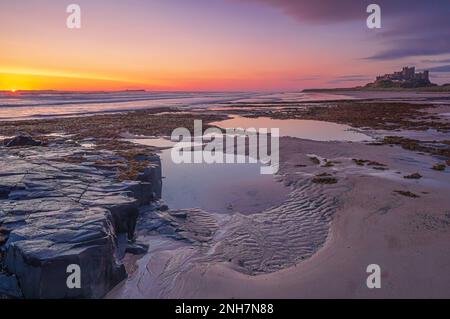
[
  {"x1": 211, "y1": 116, "x2": 372, "y2": 142},
  {"x1": 126, "y1": 137, "x2": 180, "y2": 149},
  {"x1": 127, "y1": 137, "x2": 289, "y2": 214},
  {"x1": 127, "y1": 117, "x2": 371, "y2": 213},
  {"x1": 160, "y1": 149, "x2": 288, "y2": 214}
]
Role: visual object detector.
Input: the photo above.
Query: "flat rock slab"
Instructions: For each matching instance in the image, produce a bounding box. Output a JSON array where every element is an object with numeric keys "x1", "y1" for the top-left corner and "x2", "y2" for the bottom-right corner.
[{"x1": 0, "y1": 142, "x2": 161, "y2": 298}]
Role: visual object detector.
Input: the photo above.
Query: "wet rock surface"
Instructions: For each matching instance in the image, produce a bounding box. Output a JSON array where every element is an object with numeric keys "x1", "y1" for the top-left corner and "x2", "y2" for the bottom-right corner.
[
  {"x1": 3, "y1": 135, "x2": 43, "y2": 148},
  {"x1": 0, "y1": 139, "x2": 161, "y2": 298},
  {"x1": 138, "y1": 206, "x2": 219, "y2": 244}
]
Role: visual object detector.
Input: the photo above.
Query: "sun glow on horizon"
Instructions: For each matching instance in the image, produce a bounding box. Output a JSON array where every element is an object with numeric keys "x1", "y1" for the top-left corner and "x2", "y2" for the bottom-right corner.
[{"x1": 0, "y1": 71, "x2": 167, "y2": 92}]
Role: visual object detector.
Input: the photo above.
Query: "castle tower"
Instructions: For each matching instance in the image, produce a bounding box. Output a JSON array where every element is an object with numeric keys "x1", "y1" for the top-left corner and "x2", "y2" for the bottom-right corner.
[{"x1": 403, "y1": 67, "x2": 415, "y2": 80}]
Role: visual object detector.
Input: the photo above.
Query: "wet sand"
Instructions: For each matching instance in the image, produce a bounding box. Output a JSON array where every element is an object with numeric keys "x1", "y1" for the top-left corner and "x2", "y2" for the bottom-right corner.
[{"x1": 109, "y1": 135, "x2": 450, "y2": 298}]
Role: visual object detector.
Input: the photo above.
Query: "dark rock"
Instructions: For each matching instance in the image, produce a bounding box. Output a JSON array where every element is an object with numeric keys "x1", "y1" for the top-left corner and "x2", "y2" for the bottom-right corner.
[
  {"x1": 4, "y1": 208, "x2": 127, "y2": 299},
  {"x1": 432, "y1": 163, "x2": 446, "y2": 171},
  {"x1": 404, "y1": 172, "x2": 422, "y2": 179},
  {"x1": 0, "y1": 226, "x2": 12, "y2": 234},
  {"x1": 142, "y1": 209, "x2": 218, "y2": 244},
  {"x1": 125, "y1": 242, "x2": 149, "y2": 255},
  {"x1": 124, "y1": 181, "x2": 154, "y2": 206},
  {"x1": 0, "y1": 273, "x2": 23, "y2": 299},
  {"x1": 158, "y1": 204, "x2": 169, "y2": 212},
  {"x1": 137, "y1": 157, "x2": 162, "y2": 199},
  {"x1": 4, "y1": 135, "x2": 42, "y2": 148},
  {"x1": 0, "y1": 142, "x2": 163, "y2": 298},
  {"x1": 108, "y1": 201, "x2": 139, "y2": 241},
  {"x1": 394, "y1": 190, "x2": 420, "y2": 198}
]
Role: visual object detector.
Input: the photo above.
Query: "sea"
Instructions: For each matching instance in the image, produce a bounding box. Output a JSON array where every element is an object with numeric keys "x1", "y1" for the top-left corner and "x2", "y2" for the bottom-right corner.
[{"x1": 0, "y1": 90, "x2": 353, "y2": 120}]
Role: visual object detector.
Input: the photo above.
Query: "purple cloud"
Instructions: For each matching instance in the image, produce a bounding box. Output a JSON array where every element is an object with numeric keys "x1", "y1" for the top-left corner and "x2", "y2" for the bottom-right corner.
[
  {"x1": 422, "y1": 58, "x2": 450, "y2": 64},
  {"x1": 367, "y1": 13, "x2": 450, "y2": 60},
  {"x1": 240, "y1": 0, "x2": 450, "y2": 60},
  {"x1": 244, "y1": 0, "x2": 366, "y2": 23},
  {"x1": 328, "y1": 74, "x2": 372, "y2": 84},
  {"x1": 290, "y1": 75, "x2": 321, "y2": 82},
  {"x1": 422, "y1": 65, "x2": 450, "y2": 73},
  {"x1": 240, "y1": 0, "x2": 441, "y2": 23}
]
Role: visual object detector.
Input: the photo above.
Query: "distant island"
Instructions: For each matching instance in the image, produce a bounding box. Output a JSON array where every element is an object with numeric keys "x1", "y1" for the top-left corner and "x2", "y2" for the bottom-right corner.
[{"x1": 304, "y1": 66, "x2": 450, "y2": 92}]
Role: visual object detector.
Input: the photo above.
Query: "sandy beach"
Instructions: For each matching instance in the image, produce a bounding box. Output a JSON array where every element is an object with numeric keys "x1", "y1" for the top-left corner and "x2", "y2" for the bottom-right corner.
[
  {"x1": 108, "y1": 135, "x2": 450, "y2": 299},
  {"x1": 106, "y1": 94, "x2": 450, "y2": 299}
]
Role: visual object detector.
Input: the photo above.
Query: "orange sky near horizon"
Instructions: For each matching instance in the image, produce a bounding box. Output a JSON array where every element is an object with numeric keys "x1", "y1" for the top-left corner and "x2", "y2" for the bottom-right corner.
[
  {"x1": 0, "y1": 1, "x2": 379, "y2": 91},
  {"x1": 0, "y1": 71, "x2": 169, "y2": 92},
  {"x1": 1, "y1": 0, "x2": 449, "y2": 92}
]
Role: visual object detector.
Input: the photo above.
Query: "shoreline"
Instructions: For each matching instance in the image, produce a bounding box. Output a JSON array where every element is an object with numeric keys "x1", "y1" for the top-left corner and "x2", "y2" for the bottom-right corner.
[{"x1": 3, "y1": 89, "x2": 450, "y2": 122}]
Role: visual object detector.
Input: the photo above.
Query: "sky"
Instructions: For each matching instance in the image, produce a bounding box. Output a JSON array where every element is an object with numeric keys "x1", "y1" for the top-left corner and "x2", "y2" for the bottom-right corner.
[{"x1": 0, "y1": 0, "x2": 449, "y2": 91}]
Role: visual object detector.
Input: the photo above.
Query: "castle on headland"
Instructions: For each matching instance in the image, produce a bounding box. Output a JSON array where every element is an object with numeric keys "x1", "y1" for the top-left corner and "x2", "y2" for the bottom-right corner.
[
  {"x1": 367, "y1": 66, "x2": 435, "y2": 88},
  {"x1": 376, "y1": 67, "x2": 429, "y2": 82}
]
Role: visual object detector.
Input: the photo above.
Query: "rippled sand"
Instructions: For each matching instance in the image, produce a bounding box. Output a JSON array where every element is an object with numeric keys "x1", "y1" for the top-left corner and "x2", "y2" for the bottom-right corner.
[{"x1": 109, "y1": 136, "x2": 450, "y2": 298}]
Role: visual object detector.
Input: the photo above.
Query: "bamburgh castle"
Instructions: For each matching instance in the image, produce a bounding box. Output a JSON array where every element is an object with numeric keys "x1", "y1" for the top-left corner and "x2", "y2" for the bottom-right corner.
[
  {"x1": 376, "y1": 67, "x2": 429, "y2": 82},
  {"x1": 367, "y1": 66, "x2": 434, "y2": 88}
]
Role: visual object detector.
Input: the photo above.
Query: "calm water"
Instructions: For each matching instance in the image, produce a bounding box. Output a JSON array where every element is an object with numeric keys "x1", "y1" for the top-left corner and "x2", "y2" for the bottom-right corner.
[
  {"x1": 160, "y1": 148, "x2": 288, "y2": 214},
  {"x1": 211, "y1": 116, "x2": 372, "y2": 142},
  {"x1": 128, "y1": 137, "x2": 288, "y2": 214},
  {"x1": 127, "y1": 116, "x2": 371, "y2": 213},
  {"x1": 0, "y1": 91, "x2": 353, "y2": 120}
]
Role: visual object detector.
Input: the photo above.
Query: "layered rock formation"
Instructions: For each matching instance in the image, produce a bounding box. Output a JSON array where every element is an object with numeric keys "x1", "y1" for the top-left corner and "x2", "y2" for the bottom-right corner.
[{"x1": 0, "y1": 138, "x2": 161, "y2": 298}]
